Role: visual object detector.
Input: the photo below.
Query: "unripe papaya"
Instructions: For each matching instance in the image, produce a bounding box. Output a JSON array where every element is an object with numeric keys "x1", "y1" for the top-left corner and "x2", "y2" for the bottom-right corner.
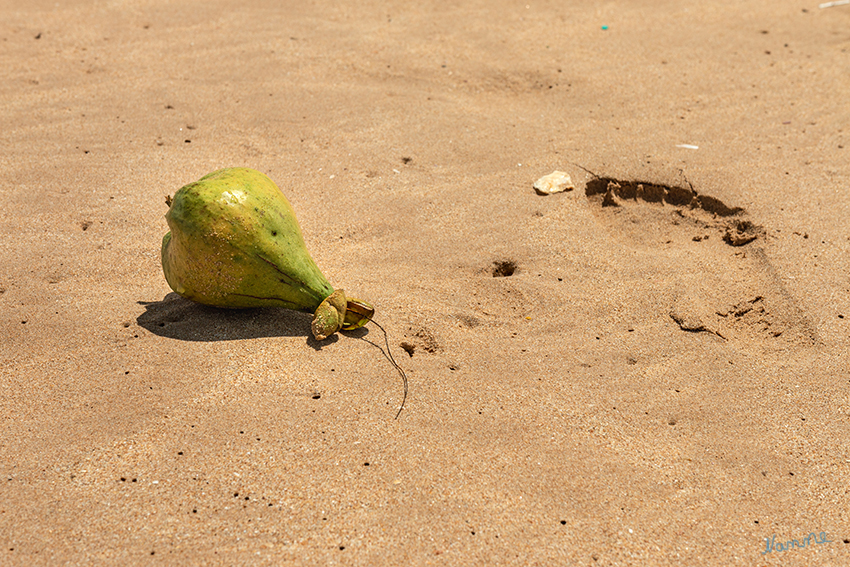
[{"x1": 161, "y1": 167, "x2": 372, "y2": 340}]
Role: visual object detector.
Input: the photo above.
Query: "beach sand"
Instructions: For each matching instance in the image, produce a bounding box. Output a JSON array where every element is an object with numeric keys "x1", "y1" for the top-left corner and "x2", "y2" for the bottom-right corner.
[{"x1": 1, "y1": 0, "x2": 849, "y2": 564}]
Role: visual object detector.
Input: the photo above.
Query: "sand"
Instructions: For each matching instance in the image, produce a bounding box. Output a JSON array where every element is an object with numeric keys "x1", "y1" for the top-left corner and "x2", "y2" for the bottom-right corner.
[{"x1": 1, "y1": 0, "x2": 849, "y2": 565}]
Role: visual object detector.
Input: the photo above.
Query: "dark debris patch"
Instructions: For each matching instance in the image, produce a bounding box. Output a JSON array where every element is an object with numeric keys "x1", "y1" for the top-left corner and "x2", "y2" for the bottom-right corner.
[
  {"x1": 586, "y1": 175, "x2": 763, "y2": 246},
  {"x1": 586, "y1": 177, "x2": 743, "y2": 217}
]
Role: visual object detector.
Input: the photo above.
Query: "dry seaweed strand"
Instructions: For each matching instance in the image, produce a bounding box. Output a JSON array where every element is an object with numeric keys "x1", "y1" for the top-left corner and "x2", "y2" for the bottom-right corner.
[
  {"x1": 571, "y1": 162, "x2": 601, "y2": 179},
  {"x1": 351, "y1": 316, "x2": 408, "y2": 419}
]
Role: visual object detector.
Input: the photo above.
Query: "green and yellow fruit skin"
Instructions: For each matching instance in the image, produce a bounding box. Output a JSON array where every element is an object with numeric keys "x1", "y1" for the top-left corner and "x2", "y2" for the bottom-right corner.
[{"x1": 161, "y1": 168, "x2": 371, "y2": 339}]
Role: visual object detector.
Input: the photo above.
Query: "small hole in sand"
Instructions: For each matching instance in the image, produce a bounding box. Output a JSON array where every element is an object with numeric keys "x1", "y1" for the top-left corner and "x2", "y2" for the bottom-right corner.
[
  {"x1": 400, "y1": 342, "x2": 415, "y2": 357},
  {"x1": 492, "y1": 260, "x2": 517, "y2": 277}
]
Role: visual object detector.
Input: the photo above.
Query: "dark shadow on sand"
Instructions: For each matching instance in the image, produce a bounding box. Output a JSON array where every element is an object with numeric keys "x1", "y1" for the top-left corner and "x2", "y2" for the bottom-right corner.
[
  {"x1": 137, "y1": 292, "x2": 315, "y2": 342},
  {"x1": 137, "y1": 293, "x2": 371, "y2": 350}
]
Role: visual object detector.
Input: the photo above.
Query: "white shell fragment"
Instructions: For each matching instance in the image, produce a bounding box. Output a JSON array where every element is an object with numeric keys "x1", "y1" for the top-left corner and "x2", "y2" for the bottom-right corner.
[{"x1": 533, "y1": 170, "x2": 575, "y2": 195}]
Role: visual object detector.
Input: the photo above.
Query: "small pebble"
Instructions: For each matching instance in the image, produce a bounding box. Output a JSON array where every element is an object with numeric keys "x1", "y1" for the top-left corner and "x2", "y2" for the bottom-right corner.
[{"x1": 533, "y1": 171, "x2": 575, "y2": 195}]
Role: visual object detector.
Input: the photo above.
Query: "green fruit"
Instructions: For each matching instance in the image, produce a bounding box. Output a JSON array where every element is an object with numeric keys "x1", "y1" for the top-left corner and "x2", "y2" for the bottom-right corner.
[{"x1": 161, "y1": 167, "x2": 372, "y2": 340}]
